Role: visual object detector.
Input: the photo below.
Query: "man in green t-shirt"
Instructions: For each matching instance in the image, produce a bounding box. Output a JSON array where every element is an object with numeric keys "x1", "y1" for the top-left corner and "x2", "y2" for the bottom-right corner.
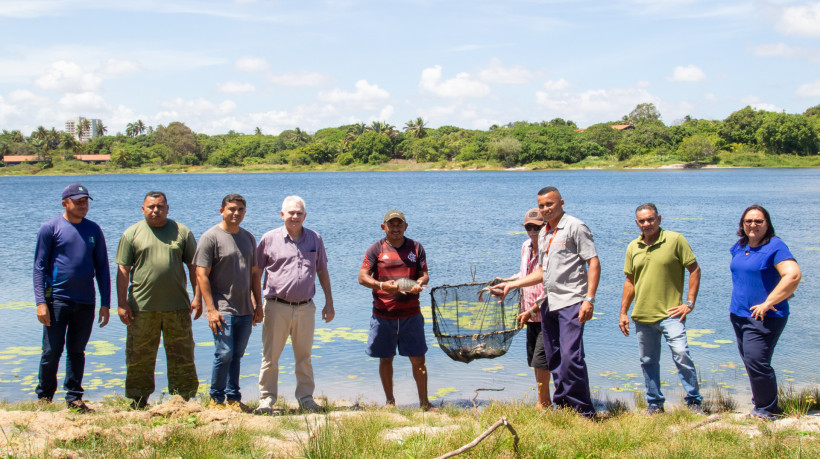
[
  {"x1": 619, "y1": 203, "x2": 703, "y2": 414},
  {"x1": 116, "y1": 191, "x2": 202, "y2": 409}
]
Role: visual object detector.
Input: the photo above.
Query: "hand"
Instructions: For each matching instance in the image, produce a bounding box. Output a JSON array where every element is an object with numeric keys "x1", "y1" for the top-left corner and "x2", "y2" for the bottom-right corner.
[
  {"x1": 381, "y1": 280, "x2": 398, "y2": 294},
  {"x1": 322, "y1": 303, "x2": 335, "y2": 323},
  {"x1": 667, "y1": 304, "x2": 693, "y2": 322},
  {"x1": 516, "y1": 310, "x2": 530, "y2": 329},
  {"x1": 619, "y1": 313, "x2": 630, "y2": 337},
  {"x1": 578, "y1": 301, "x2": 594, "y2": 323},
  {"x1": 208, "y1": 309, "x2": 225, "y2": 334},
  {"x1": 253, "y1": 306, "x2": 264, "y2": 325},
  {"x1": 36, "y1": 303, "x2": 50, "y2": 327},
  {"x1": 750, "y1": 303, "x2": 774, "y2": 321},
  {"x1": 190, "y1": 297, "x2": 203, "y2": 320},
  {"x1": 408, "y1": 284, "x2": 427, "y2": 295},
  {"x1": 98, "y1": 307, "x2": 110, "y2": 328},
  {"x1": 491, "y1": 282, "x2": 512, "y2": 301},
  {"x1": 118, "y1": 304, "x2": 134, "y2": 326}
]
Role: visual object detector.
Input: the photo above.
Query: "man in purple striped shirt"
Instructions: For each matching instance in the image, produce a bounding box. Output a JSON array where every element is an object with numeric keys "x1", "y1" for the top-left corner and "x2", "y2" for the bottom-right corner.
[{"x1": 254, "y1": 196, "x2": 334, "y2": 414}]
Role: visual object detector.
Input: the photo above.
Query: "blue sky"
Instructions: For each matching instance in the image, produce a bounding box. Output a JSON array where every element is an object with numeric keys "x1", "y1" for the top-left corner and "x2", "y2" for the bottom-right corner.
[{"x1": 1, "y1": 0, "x2": 819, "y2": 136}]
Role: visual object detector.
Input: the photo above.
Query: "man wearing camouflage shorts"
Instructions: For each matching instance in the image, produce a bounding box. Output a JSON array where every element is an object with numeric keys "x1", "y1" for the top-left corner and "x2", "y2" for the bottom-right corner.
[{"x1": 116, "y1": 191, "x2": 202, "y2": 409}]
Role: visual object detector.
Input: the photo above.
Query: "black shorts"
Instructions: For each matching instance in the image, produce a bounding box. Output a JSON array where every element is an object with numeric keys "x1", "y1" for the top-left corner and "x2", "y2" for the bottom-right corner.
[{"x1": 526, "y1": 322, "x2": 548, "y2": 370}]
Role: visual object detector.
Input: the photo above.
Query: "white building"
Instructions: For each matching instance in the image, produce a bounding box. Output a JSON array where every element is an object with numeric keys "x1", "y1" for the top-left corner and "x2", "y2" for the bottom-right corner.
[{"x1": 65, "y1": 117, "x2": 103, "y2": 143}]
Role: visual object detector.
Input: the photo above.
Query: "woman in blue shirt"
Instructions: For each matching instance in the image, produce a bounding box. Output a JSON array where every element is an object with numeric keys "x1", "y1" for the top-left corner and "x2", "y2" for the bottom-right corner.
[{"x1": 729, "y1": 205, "x2": 801, "y2": 420}]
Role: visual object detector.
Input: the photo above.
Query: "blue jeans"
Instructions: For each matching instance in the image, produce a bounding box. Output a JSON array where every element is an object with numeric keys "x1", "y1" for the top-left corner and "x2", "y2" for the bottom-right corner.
[
  {"x1": 730, "y1": 313, "x2": 787, "y2": 416},
  {"x1": 210, "y1": 314, "x2": 253, "y2": 403},
  {"x1": 635, "y1": 317, "x2": 702, "y2": 407},
  {"x1": 35, "y1": 299, "x2": 95, "y2": 402}
]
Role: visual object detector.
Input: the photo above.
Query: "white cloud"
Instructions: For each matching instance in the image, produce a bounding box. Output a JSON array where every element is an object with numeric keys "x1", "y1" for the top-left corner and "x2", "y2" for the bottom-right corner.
[
  {"x1": 235, "y1": 56, "x2": 269, "y2": 72},
  {"x1": 8, "y1": 89, "x2": 50, "y2": 106},
  {"x1": 317, "y1": 80, "x2": 389, "y2": 109},
  {"x1": 419, "y1": 65, "x2": 490, "y2": 98},
  {"x1": 796, "y1": 80, "x2": 820, "y2": 97},
  {"x1": 535, "y1": 86, "x2": 658, "y2": 125},
  {"x1": 35, "y1": 60, "x2": 102, "y2": 92},
  {"x1": 478, "y1": 58, "x2": 533, "y2": 84},
  {"x1": 776, "y1": 2, "x2": 820, "y2": 37},
  {"x1": 100, "y1": 58, "x2": 140, "y2": 76},
  {"x1": 0, "y1": 95, "x2": 21, "y2": 125},
  {"x1": 218, "y1": 82, "x2": 256, "y2": 93},
  {"x1": 753, "y1": 43, "x2": 796, "y2": 58},
  {"x1": 543, "y1": 79, "x2": 570, "y2": 91},
  {"x1": 668, "y1": 65, "x2": 706, "y2": 82},
  {"x1": 59, "y1": 92, "x2": 108, "y2": 111},
  {"x1": 378, "y1": 105, "x2": 395, "y2": 121},
  {"x1": 637, "y1": 80, "x2": 650, "y2": 88},
  {"x1": 740, "y1": 96, "x2": 781, "y2": 112},
  {"x1": 267, "y1": 71, "x2": 327, "y2": 87}
]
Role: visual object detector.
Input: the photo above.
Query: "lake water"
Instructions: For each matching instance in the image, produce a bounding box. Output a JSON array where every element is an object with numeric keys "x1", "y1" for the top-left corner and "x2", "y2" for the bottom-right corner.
[{"x1": 1, "y1": 169, "x2": 818, "y2": 408}]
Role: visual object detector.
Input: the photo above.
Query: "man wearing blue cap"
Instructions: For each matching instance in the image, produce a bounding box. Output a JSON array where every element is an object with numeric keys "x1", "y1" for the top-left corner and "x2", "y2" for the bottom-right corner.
[{"x1": 33, "y1": 183, "x2": 110, "y2": 413}]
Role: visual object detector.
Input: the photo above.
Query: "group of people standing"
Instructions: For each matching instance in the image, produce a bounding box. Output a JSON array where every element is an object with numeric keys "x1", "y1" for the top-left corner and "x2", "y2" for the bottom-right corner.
[
  {"x1": 33, "y1": 182, "x2": 801, "y2": 420},
  {"x1": 495, "y1": 186, "x2": 801, "y2": 420},
  {"x1": 34, "y1": 183, "x2": 434, "y2": 414}
]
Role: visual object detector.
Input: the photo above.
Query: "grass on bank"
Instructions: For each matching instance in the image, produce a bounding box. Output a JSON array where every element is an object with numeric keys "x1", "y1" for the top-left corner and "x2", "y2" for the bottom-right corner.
[
  {"x1": 3, "y1": 151, "x2": 820, "y2": 176},
  {"x1": 2, "y1": 390, "x2": 820, "y2": 459}
]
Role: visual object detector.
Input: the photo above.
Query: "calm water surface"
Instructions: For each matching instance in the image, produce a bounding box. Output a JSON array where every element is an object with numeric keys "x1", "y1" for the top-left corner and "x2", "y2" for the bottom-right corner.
[{"x1": 1, "y1": 170, "x2": 818, "y2": 407}]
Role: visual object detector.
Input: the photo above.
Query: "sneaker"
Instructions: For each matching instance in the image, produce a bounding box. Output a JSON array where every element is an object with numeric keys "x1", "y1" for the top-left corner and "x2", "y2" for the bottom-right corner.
[
  {"x1": 67, "y1": 399, "x2": 94, "y2": 413},
  {"x1": 750, "y1": 408, "x2": 778, "y2": 421},
  {"x1": 226, "y1": 400, "x2": 252, "y2": 413},
  {"x1": 299, "y1": 398, "x2": 323, "y2": 412},
  {"x1": 254, "y1": 397, "x2": 275, "y2": 415},
  {"x1": 129, "y1": 398, "x2": 149, "y2": 410},
  {"x1": 687, "y1": 403, "x2": 705, "y2": 415},
  {"x1": 647, "y1": 404, "x2": 665, "y2": 415},
  {"x1": 209, "y1": 399, "x2": 226, "y2": 410}
]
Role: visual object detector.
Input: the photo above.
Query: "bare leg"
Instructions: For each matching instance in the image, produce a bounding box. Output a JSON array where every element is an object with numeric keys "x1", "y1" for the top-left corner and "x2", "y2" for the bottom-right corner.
[
  {"x1": 409, "y1": 356, "x2": 434, "y2": 410},
  {"x1": 379, "y1": 357, "x2": 395, "y2": 407},
  {"x1": 535, "y1": 368, "x2": 551, "y2": 409}
]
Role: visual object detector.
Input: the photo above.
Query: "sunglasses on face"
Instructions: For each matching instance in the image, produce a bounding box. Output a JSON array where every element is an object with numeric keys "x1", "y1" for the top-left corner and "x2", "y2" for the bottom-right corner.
[
  {"x1": 525, "y1": 225, "x2": 543, "y2": 231},
  {"x1": 744, "y1": 219, "x2": 766, "y2": 225}
]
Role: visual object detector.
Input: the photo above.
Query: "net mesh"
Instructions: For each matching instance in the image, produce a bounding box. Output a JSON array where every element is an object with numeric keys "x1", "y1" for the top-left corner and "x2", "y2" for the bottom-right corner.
[{"x1": 429, "y1": 280, "x2": 522, "y2": 363}]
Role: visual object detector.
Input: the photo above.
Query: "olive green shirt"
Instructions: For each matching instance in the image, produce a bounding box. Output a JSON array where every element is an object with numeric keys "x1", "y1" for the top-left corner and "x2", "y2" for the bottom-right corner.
[
  {"x1": 116, "y1": 219, "x2": 197, "y2": 312},
  {"x1": 624, "y1": 229, "x2": 696, "y2": 323}
]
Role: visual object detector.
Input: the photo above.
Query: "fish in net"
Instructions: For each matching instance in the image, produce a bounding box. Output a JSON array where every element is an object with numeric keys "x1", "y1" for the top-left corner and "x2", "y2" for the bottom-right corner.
[{"x1": 429, "y1": 279, "x2": 522, "y2": 363}]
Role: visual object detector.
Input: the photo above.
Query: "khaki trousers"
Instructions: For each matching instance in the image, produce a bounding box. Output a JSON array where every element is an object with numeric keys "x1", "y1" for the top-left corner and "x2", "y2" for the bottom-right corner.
[{"x1": 258, "y1": 298, "x2": 316, "y2": 402}]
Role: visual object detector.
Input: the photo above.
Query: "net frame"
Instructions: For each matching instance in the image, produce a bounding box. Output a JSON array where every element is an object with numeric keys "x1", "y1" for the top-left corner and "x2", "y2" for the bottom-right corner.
[{"x1": 429, "y1": 280, "x2": 522, "y2": 363}]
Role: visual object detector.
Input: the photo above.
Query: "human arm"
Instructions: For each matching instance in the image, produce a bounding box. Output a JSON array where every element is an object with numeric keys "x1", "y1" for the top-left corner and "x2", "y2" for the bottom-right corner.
[
  {"x1": 578, "y1": 256, "x2": 600, "y2": 323},
  {"x1": 492, "y1": 266, "x2": 543, "y2": 301},
  {"x1": 195, "y1": 265, "x2": 224, "y2": 333},
  {"x1": 251, "y1": 266, "x2": 263, "y2": 325},
  {"x1": 116, "y1": 264, "x2": 134, "y2": 325},
  {"x1": 619, "y1": 275, "x2": 635, "y2": 336},
  {"x1": 187, "y1": 262, "x2": 203, "y2": 320},
  {"x1": 750, "y1": 259, "x2": 801, "y2": 320},
  {"x1": 668, "y1": 261, "x2": 701, "y2": 321},
  {"x1": 317, "y1": 269, "x2": 334, "y2": 323},
  {"x1": 33, "y1": 225, "x2": 52, "y2": 326},
  {"x1": 94, "y1": 228, "x2": 111, "y2": 327}
]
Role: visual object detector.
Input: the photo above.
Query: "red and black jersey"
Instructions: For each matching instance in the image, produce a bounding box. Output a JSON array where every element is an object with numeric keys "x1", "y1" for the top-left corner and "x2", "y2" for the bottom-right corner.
[{"x1": 361, "y1": 237, "x2": 428, "y2": 319}]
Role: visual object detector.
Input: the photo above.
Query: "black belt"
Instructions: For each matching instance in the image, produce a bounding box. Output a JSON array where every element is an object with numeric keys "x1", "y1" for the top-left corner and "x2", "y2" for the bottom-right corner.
[{"x1": 271, "y1": 297, "x2": 311, "y2": 306}]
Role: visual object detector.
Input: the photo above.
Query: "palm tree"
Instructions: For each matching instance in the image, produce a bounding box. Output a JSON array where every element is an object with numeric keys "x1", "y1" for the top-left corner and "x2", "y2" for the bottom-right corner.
[
  {"x1": 403, "y1": 117, "x2": 427, "y2": 138},
  {"x1": 77, "y1": 119, "x2": 91, "y2": 142},
  {"x1": 97, "y1": 121, "x2": 107, "y2": 136},
  {"x1": 135, "y1": 120, "x2": 146, "y2": 135},
  {"x1": 60, "y1": 132, "x2": 80, "y2": 153},
  {"x1": 292, "y1": 127, "x2": 310, "y2": 144},
  {"x1": 254, "y1": 127, "x2": 262, "y2": 135}
]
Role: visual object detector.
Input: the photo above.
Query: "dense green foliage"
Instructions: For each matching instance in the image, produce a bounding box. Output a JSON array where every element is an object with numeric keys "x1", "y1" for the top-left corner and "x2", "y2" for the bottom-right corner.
[{"x1": 3, "y1": 103, "x2": 820, "y2": 171}]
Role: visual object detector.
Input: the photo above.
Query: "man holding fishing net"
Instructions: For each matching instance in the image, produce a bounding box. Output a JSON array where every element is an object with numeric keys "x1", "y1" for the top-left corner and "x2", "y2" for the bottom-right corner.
[{"x1": 493, "y1": 187, "x2": 600, "y2": 418}]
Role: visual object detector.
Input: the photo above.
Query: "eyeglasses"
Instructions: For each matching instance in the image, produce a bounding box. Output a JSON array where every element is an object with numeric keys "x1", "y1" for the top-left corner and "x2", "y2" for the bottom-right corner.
[
  {"x1": 525, "y1": 225, "x2": 543, "y2": 231},
  {"x1": 744, "y1": 219, "x2": 765, "y2": 225}
]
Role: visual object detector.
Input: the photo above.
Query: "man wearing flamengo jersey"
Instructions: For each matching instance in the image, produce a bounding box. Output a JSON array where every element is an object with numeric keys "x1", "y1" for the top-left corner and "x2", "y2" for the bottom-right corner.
[
  {"x1": 358, "y1": 210, "x2": 433, "y2": 410},
  {"x1": 33, "y1": 183, "x2": 110, "y2": 413}
]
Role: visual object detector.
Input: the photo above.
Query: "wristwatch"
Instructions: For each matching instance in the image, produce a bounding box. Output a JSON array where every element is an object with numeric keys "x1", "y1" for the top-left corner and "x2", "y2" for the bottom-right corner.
[
  {"x1": 684, "y1": 300, "x2": 694, "y2": 309},
  {"x1": 584, "y1": 296, "x2": 595, "y2": 305}
]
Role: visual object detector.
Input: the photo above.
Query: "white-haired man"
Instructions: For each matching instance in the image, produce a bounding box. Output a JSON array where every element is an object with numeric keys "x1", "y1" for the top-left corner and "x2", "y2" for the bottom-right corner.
[{"x1": 255, "y1": 196, "x2": 334, "y2": 414}]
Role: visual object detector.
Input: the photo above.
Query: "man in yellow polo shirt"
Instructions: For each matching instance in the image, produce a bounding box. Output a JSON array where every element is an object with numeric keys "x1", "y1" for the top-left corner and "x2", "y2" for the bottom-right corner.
[{"x1": 619, "y1": 203, "x2": 703, "y2": 414}]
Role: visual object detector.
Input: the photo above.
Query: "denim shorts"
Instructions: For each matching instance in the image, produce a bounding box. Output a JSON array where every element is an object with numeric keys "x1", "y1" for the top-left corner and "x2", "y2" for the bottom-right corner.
[{"x1": 365, "y1": 313, "x2": 428, "y2": 358}]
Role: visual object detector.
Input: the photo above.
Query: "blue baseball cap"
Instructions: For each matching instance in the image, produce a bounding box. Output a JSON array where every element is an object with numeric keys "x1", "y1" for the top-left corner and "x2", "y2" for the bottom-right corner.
[{"x1": 62, "y1": 183, "x2": 93, "y2": 200}]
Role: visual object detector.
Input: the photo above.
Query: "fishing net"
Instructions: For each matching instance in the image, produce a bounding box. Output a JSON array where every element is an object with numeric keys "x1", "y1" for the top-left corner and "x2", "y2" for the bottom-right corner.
[{"x1": 430, "y1": 279, "x2": 522, "y2": 363}]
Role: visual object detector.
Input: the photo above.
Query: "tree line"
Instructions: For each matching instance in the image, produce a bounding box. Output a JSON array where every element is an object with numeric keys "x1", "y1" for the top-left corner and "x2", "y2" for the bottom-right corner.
[{"x1": 2, "y1": 104, "x2": 820, "y2": 169}]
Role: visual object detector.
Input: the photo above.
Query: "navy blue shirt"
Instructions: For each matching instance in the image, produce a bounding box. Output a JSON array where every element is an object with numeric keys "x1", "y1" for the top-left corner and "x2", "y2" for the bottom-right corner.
[
  {"x1": 730, "y1": 236, "x2": 794, "y2": 318},
  {"x1": 33, "y1": 216, "x2": 111, "y2": 307}
]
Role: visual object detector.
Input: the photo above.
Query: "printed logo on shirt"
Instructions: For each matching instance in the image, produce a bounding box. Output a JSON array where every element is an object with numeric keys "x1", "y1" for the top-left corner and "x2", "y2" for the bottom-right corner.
[
  {"x1": 408, "y1": 252, "x2": 417, "y2": 262},
  {"x1": 382, "y1": 254, "x2": 390, "y2": 260},
  {"x1": 89, "y1": 236, "x2": 95, "y2": 244}
]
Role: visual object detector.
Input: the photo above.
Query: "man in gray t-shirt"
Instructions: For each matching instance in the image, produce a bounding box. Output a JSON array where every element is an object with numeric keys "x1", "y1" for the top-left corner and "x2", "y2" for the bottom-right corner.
[{"x1": 193, "y1": 194, "x2": 262, "y2": 411}]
